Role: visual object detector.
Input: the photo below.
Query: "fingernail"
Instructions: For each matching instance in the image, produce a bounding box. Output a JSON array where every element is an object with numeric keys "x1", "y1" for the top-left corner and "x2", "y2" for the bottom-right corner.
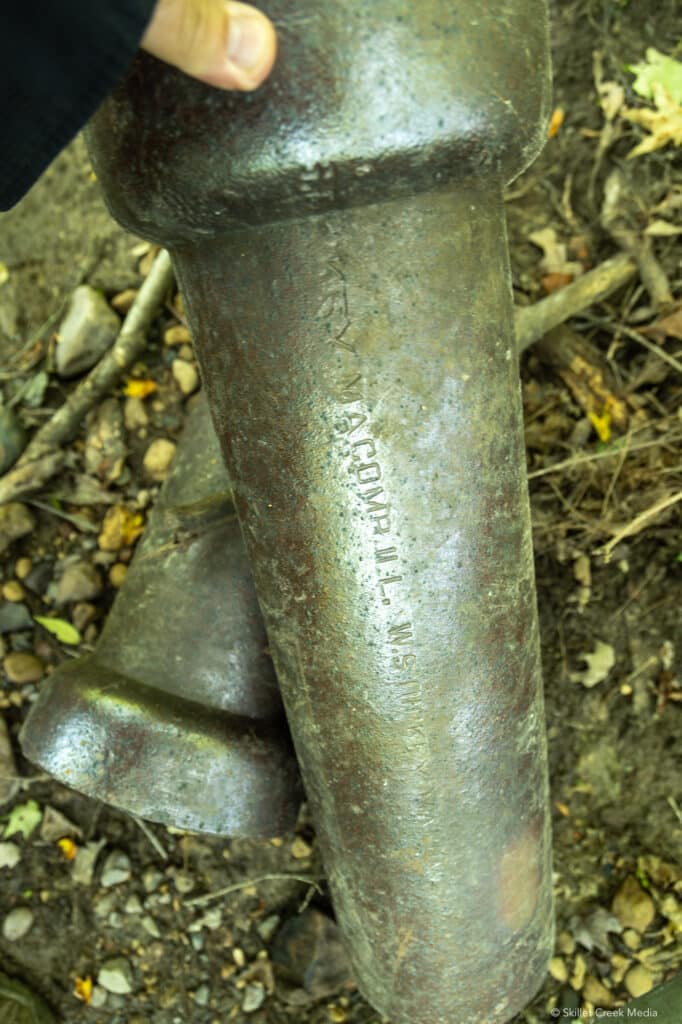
[{"x1": 226, "y1": 4, "x2": 272, "y2": 77}]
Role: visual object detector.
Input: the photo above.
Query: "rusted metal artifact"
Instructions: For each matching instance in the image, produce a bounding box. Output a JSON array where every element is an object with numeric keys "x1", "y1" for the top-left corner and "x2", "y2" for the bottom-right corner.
[
  {"x1": 21, "y1": 396, "x2": 301, "y2": 836},
  {"x1": 86, "y1": 2, "x2": 554, "y2": 1021}
]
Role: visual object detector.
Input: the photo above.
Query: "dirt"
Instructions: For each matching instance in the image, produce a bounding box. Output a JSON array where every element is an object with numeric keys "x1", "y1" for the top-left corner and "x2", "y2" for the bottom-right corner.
[{"x1": 0, "y1": 2, "x2": 680, "y2": 1022}]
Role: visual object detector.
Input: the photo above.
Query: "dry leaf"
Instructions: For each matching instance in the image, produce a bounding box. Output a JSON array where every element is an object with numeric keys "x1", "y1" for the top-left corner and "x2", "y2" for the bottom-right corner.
[
  {"x1": 529, "y1": 227, "x2": 584, "y2": 278},
  {"x1": 624, "y1": 84, "x2": 682, "y2": 158},
  {"x1": 641, "y1": 305, "x2": 682, "y2": 343},
  {"x1": 123, "y1": 378, "x2": 157, "y2": 399},
  {"x1": 570, "y1": 641, "x2": 615, "y2": 688}
]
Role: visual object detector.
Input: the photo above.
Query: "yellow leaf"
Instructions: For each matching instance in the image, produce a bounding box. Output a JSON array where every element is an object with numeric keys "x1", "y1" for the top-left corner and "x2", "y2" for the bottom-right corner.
[
  {"x1": 588, "y1": 410, "x2": 611, "y2": 443},
  {"x1": 73, "y1": 976, "x2": 93, "y2": 1004},
  {"x1": 57, "y1": 837, "x2": 78, "y2": 861},
  {"x1": 34, "y1": 616, "x2": 81, "y2": 645},
  {"x1": 624, "y1": 84, "x2": 682, "y2": 158},
  {"x1": 98, "y1": 505, "x2": 145, "y2": 552},
  {"x1": 124, "y1": 378, "x2": 157, "y2": 399}
]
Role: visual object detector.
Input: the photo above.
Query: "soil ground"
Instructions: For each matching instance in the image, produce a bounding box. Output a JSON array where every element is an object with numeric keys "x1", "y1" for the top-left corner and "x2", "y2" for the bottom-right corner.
[{"x1": 0, "y1": 2, "x2": 680, "y2": 1022}]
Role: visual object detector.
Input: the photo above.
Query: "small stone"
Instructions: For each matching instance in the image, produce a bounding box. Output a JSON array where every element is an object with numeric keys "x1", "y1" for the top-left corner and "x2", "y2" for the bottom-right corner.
[
  {"x1": 141, "y1": 915, "x2": 161, "y2": 938},
  {"x1": 0, "y1": 842, "x2": 21, "y2": 868},
  {"x1": 192, "y1": 983, "x2": 210, "y2": 1007},
  {"x1": 90, "y1": 985, "x2": 108, "y2": 1008},
  {"x1": 143, "y1": 439, "x2": 177, "y2": 482},
  {"x1": 98, "y1": 505, "x2": 142, "y2": 553},
  {"x1": 107, "y1": 911, "x2": 123, "y2": 929},
  {"x1": 172, "y1": 870, "x2": 195, "y2": 895},
  {"x1": 570, "y1": 953, "x2": 586, "y2": 992},
  {"x1": 124, "y1": 396, "x2": 149, "y2": 432},
  {"x1": 72, "y1": 602, "x2": 97, "y2": 632},
  {"x1": 2, "y1": 581, "x2": 24, "y2": 602},
  {"x1": 624, "y1": 964, "x2": 655, "y2": 998},
  {"x1": 241, "y1": 983, "x2": 265, "y2": 1014},
  {"x1": 72, "y1": 839, "x2": 106, "y2": 886},
  {"x1": 257, "y1": 914, "x2": 281, "y2": 942},
  {"x1": 108, "y1": 563, "x2": 128, "y2": 589},
  {"x1": 124, "y1": 894, "x2": 143, "y2": 914},
  {"x1": 582, "y1": 975, "x2": 615, "y2": 1008},
  {"x1": 100, "y1": 849, "x2": 132, "y2": 887},
  {"x1": 163, "y1": 323, "x2": 192, "y2": 346},
  {"x1": 557, "y1": 930, "x2": 576, "y2": 956},
  {"x1": 56, "y1": 561, "x2": 102, "y2": 605},
  {"x1": 110, "y1": 289, "x2": 138, "y2": 314},
  {"x1": 93, "y1": 893, "x2": 117, "y2": 919},
  {"x1": 0, "y1": 503, "x2": 35, "y2": 555},
  {"x1": 291, "y1": 836, "x2": 313, "y2": 860},
  {"x1": 622, "y1": 928, "x2": 641, "y2": 950},
  {"x1": 0, "y1": 603, "x2": 32, "y2": 634},
  {"x1": 97, "y1": 957, "x2": 134, "y2": 995},
  {"x1": 171, "y1": 359, "x2": 199, "y2": 396},
  {"x1": 233, "y1": 947, "x2": 246, "y2": 967},
  {"x1": 178, "y1": 344, "x2": 194, "y2": 361},
  {"x1": 3, "y1": 652, "x2": 44, "y2": 684},
  {"x1": 39, "y1": 806, "x2": 82, "y2": 842},
  {"x1": 548, "y1": 957, "x2": 568, "y2": 983},
  {"x1": 0, "y1": 407, "x2": 27, "y2": 475},
  {"x1": 14, "y1": 558, "x2": 31, "y2": 580},
  {"x1": 191, "y1": 933, "x2": 205, "y2": 952},
  {"x1": 56, "y1": 285, "x2": 120, "y2": 378},
  {"x1": 612, "y1": 876, "x2": 656, "y2": 932},
  {"x1": 142, "y1": 867, "x2": 163, "y2": 893},
  {"x1": 2, "y1": 906, "x2": 34, "y2": 940}
]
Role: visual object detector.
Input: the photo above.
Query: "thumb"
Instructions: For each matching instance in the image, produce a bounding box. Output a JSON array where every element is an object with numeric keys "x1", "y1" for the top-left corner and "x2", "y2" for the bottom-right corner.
[{"x1": 141, "y1": 0, "x2": 277, "y2": 91}]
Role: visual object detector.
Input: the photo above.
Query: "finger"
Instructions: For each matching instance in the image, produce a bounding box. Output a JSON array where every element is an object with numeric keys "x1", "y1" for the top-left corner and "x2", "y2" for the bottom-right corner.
[{"x1": 141, "y1": 0, "x2": 277, "y2": 91}]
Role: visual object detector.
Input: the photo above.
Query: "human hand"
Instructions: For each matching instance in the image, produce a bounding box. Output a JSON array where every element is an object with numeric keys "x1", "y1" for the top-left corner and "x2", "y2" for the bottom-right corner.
[{"x1": 141, "y1": 0, "x2": 277, "y2": 91}]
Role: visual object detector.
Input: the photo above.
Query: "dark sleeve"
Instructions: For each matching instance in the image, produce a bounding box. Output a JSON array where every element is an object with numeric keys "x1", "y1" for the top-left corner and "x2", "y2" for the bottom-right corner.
[{"x1": 0, "y1": 0, "x2": 157, "y2": 210}]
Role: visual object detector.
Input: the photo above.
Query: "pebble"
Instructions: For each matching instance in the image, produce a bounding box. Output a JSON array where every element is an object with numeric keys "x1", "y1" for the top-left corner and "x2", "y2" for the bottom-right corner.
[
  {"x1": 291, "y1": 836, "x2": 313, "y2": 859},
  {"x1": 72, "y1": 602, "x2": 97, "y2": 633},
  {"x1": 143, "y1": 439, "x2": 177, "y2": 482},
  {"x1": 622, "y1": 928, "x2": 641, "y2": 950},
  {"x1": 191, "y1": 933, "x2": 205, "y2": 952},
  {"x1": 171, "y1": 359, "x2": 199, "y2": 396},
  {"x1": 172, "y1": 870, "x2": 195, "y2": 895},
  {"x1": 583, "y1": 975, "x2": 615, "y2": 1008},
  {"x1": 0, "y1": 841, "x2": 21, "y2": 869},
  {"x1": 3, "y1": 652, "x2": 44, "y2": 684},
  {"x1": 98, "y1": 505, "x2": 141, "y2": 553},
  {"x1": 2, "y1": 906, "x2": 34, "y2": 941},
  {"x1": 0, "y1": 407, "x2": 27, "y2": 474},
  {"x1": 110, "y1": 289, "x2": 138, "y2": 314},
  {"x1": 72, "y1": 839, "x2": 106, "y2": 886},
  {"x1": 56, "y1": 285, "x2": 120, "y2": 377},
  {"x1": 14, "y1": 558, "x2": 31, "y2": 579},
  {"x1": 97, "y1": 957, "x2": 134, "y2": 995},
  {"x1": 56, "y1": 561, "x2": 102, "y2": 605},
  {"x1": 257, "y1": 913, "x2": 281, "y2": 942},
  {"x1": 0, "y1": 503, "x2": 35, "y2": 555},
  {"x1": 124, "y1": 894, "x2": 143, "y2": 914},
  {"x1": 124, "y1": 396, "x2": 149, "y2": 432},
  {"x1": 624, "y1": 964, "x2": 655, "y2": 998},
  {"x1": 548, "y1": 956, "x2": 568, "y2": 983},
  {"x1": 0, "y1": 603, "x2": 32, "y2": 634},
  {"x1": 163, "y1": 324, "x2": 192, "y2": 346},
  {"x1": 39, "y1": 806, "x2": 82, "y2": 842},
  {"x1": 192, "y1": 983, "x2": 210, "y2": 1007},
  {"x1": 108, "y1": 563, "x2": 128, "y2": 588},
  {"x1": 1, "y1": 580, "x2": 24, "y2": 603},
  {"x1": 612, "y1": 876, "x2": 656, "y2": 932},
  {"x1": 142, "y1": 867, "x2": 164, "y2": 893},
  {"x1": 242, "y1": 983, "x2": 266, "y2": 1014},
  {"x1": 94, "y1": 893, "x2": 117, "y2": 919},
  {"x1": 100, "y1": 849, "x2": 132, "y2": 887},
  {"x1": 141, "y1": 915, "x2": 161, "y2": 938},
  {"x1": 90, "y1": 985, "x2": 108, "y2": 1008},
  {"x1": 570, "y1": 953, "x2": 586, "y2": 992}
]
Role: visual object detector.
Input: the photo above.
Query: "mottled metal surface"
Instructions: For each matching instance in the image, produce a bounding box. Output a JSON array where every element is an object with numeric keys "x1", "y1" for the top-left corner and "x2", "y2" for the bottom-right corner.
[
  {"x1": 20, "y1": 398, "x2": 302, "y2": 836},
  {"x1": 86, "y1": 3, "x2": 554, "y2": 1021}
]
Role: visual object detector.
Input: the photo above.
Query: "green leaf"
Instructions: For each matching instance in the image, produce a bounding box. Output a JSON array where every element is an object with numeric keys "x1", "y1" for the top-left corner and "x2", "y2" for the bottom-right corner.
[
  {"x1": 629, "y1": 48, "x2": 682, "y2": 105},
  {"x1": 3, "y1": 800, "x2": 42, "y2": 839},
  {"x1": 34, "y1": 616, "x2": 81, "y2": 645}
]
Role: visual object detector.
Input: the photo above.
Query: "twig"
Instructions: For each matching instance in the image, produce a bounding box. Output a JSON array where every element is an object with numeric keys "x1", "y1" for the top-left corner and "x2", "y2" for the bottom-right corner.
[
  {"x1": 611, "y1": 322, "x2": 682, "y2": 378},
  {"x1": 514, "y1": 253, "x2": 636, "y2": 352},
  {"x1": 130, "y1": 813, "x2": 168, "y2": 861},
  {"x1": 527, "y1": 432, "x2": 679, "y2": 480},
  {"x1": 0, "y1": 249, "x2": 174, "y2": 505},
  {"x1": 185, "y1": 872, "x2": 321, "y2": 908},
  {"x1": 598, "y1": 489, "x2": 682, "y2": 561}
]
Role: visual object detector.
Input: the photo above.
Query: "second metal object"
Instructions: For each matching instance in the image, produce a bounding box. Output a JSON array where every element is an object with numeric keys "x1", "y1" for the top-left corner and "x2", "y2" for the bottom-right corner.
[
  {"x1": 87, "y1": 2, "x2": 555, "y2": 1021},
  {"x1": 21, "y1": 397, "x2": 302, "y2": 836}
]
